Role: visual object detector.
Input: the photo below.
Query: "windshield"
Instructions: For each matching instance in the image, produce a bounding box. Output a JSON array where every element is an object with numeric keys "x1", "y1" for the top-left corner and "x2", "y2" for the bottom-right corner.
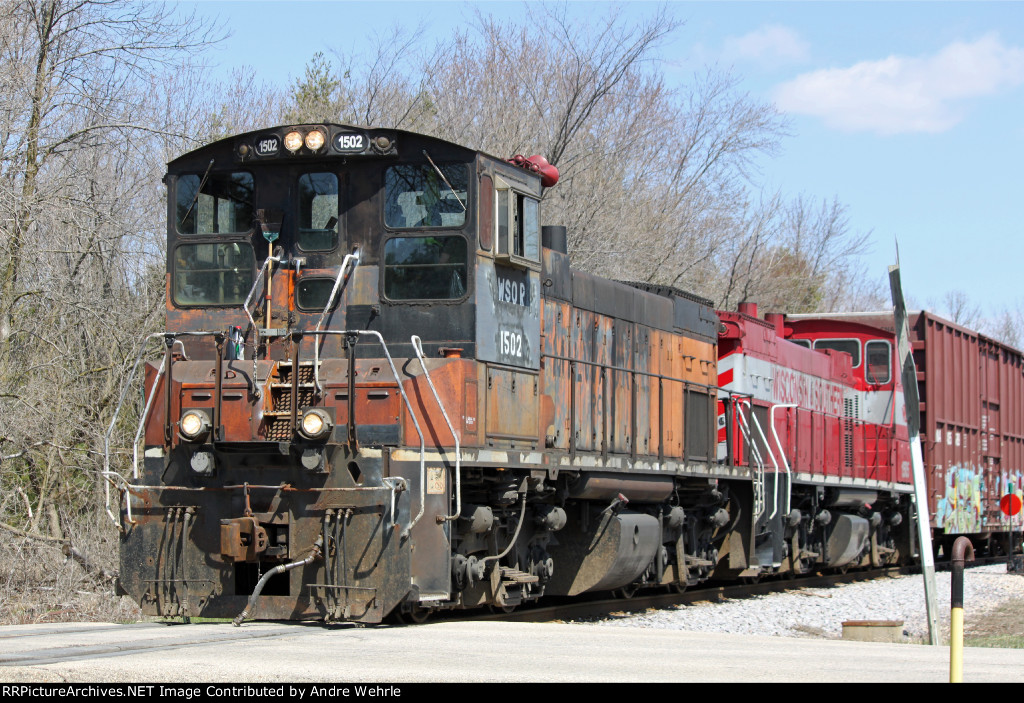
[
  {"x1": 173, "y1": 242, "x2": 255, "y2": 306},
  {"x1": 383, "y1": 236, "x2": 467, "y2": 300},
  {"x1": 384, "y1": 164, "x2": 468, "y2": 229},
  {"x1": 176, "y1": 171, "x2": 254, "y2": 235}
]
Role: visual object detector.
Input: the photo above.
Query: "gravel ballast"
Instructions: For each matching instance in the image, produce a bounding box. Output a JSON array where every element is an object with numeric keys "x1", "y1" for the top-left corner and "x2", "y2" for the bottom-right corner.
[{"x1": 588, "y1": 564, "x2": 1024, "y2": 641}]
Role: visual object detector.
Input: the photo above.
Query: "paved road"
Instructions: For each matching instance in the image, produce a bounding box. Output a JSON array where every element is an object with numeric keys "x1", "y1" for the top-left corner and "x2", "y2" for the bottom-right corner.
[{"x1": 2, "y1": 620, "x2": 1023, "y2": 683}]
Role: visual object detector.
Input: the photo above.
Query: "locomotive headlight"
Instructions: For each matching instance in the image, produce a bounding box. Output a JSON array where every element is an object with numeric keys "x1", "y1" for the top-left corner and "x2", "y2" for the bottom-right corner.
[
  {"x1": 300, "y1": 409, "x2": 332, "y2": 440},
  {"x1": 283, "y1": 130, "x2": 303, "y2": 152},
  {"x1": 180, "y1": 409, "x2": 211, "y2": 440},
  {"x1": 304, "y1": 129, "x2": 326, "y2": 151}
]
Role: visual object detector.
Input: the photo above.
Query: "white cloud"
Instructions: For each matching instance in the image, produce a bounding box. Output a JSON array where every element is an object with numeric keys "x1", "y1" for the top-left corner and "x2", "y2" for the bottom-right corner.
[
  {"x1": 774, "y1": 34, "x2": 1024, "y2": 135},
  {"x1": 722, "y1": 24, "x2": 810, "y2": 66}
]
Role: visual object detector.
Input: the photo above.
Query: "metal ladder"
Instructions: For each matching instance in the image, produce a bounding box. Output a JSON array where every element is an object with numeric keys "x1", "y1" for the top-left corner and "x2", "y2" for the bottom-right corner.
[{"x1": 735, "y1": 399, "x2": 771, "y2": 520}]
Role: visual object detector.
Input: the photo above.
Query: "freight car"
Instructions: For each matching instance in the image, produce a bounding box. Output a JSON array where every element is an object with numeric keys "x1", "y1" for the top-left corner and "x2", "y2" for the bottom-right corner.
[
  {"x1": 787, "y1": 312, "x2": 1024, "y2": 556},
  {"x1": 105, "y1": 123, "x2": 917, "y2": 624}
]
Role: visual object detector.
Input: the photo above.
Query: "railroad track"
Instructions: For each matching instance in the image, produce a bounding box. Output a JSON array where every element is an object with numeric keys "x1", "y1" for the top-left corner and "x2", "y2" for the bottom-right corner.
[
  {"x1": 459, "y1": 556, "x2": 1010, "y2": 625},
  {"x1": 1, "y1": 557, "x2": 1009, "y2": 667}
]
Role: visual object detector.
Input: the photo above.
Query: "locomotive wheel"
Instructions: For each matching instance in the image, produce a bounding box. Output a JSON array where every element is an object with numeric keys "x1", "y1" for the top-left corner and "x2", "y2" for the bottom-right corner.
[
  {"x1": 489, "y1": 604, "x2": 517, "y2": 614},
  {"x1": 406, "y1": 605, "x2": 432, "y2": 624},
  {"x1": 669, "y1": 581, "x2": 687, "y2": 594}
]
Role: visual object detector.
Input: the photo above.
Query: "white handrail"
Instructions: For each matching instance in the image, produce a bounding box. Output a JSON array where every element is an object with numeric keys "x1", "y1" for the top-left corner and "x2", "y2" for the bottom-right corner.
[
  {"x1": 769, "y1": 404, "x2": 797, "y2": 517},
  {"x1": 411, "y1": 335, "x2": 461, "y2": 522},
  {"x1": 735, "y1": 400, "x2": 767, "y2": 519},
  {"x1": 242, "y1": 254, "x2": 281, "y2": 333},
  {"x1": 102, "y1": 332, "x2": 166, "y2": 527},
  {"x1": 743, "y1": 401, "x2": 780, "y2": 519},
  {"x1": 320, "y1": 329, "x2": 424, "y2": 539},
  {"x1": 314, "y1": 250, "x2": 360, "y2": 394}
]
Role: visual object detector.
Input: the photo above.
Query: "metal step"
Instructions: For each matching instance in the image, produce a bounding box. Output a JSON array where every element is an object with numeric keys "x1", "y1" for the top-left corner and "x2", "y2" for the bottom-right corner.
[{"x1": 500, "y1": 567, "x2": 539, "y2": 585}]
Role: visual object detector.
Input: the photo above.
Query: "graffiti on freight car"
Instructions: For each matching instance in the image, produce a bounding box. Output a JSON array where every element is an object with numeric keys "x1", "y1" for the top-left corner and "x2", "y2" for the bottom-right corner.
[{"x1": 935, "y1": 465, "x2": 985, "y2": 533}]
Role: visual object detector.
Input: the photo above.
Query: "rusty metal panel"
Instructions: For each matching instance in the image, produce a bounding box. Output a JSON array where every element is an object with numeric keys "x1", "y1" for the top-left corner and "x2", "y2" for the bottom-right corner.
[
  {"x1": 645, "y1": 328, "x2": 662, "y2": 458},
  {"x1": 594, "y1": 315, "x2": 613, "y2": 453},
  {"x1": 658, "y1": 330, "x2": 683, "y2": 458},
  {"x1": 400, "y1": 359, "x2": 475, "y2": 448},
  {"x1": 485, "y1": 365, "x2": 539, "y2": 444},
  {"x1": 571, "y1": 309, "x2": 596, "y2": 452},
  {"x1": 611, "y1": 318, "x2": 633, "y2": 454},
  {"x1": 634, "y1": 325, "x2": 652, "y2": 456},
  {"x1": 540, "y1": 300, "x2": 571, "y2": 450}
]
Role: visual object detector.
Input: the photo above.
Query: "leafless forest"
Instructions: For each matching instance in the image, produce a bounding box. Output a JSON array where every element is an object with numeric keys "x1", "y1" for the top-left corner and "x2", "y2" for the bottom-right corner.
[{"x1": 0, "y1": 0, "x2": 1013, "y2": 624}]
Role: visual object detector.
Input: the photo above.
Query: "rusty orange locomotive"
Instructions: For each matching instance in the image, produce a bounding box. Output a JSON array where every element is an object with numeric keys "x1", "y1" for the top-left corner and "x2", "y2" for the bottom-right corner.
[{"x1": 105, "y1": 124, "x2": 1014, "y2": 625}]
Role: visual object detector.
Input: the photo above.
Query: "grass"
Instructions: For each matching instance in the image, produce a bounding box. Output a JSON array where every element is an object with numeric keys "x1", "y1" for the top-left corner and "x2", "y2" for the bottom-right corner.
[{"x1": 964, "y1": 597, "x2": 1024, "y2": 649}]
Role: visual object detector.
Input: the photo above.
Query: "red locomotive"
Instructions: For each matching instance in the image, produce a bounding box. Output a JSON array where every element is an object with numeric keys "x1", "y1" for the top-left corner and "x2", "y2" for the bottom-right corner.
[{"x1": 715, "y1": 302, "x2": 912, "y2": 576}]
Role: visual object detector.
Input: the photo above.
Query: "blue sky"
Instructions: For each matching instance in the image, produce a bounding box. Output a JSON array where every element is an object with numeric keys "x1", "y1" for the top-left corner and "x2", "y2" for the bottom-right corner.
[{"x1": 180, "y1": 1, "x2": 1024, "y2": 317}]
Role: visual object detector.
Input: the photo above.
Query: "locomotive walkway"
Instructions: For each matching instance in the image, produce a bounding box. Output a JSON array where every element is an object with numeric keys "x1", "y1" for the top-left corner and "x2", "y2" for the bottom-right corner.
[{"x1": 2, "y1": 620, "x2": 1023, "y2": 682}]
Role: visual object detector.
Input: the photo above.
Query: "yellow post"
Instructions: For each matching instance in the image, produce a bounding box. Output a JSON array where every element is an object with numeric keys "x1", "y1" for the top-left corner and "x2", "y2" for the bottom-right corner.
[
  {"x1": 949, "y1": 536, "x2": 974, "y2": 683},
  {"x1": 949, "y1": 606, "x2": 964, "y2": 682}
]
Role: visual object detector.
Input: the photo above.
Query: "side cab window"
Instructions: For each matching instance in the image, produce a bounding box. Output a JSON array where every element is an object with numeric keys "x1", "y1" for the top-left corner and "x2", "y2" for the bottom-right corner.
[{"x1": 494, "y1": 177, "x2": 540, "y2": 269}]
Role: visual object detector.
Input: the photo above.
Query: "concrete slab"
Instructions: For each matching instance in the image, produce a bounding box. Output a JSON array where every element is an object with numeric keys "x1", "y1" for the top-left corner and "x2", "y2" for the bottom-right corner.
[{"x1": 2, "y1": 620, "x2": 1023, "y2": 683}]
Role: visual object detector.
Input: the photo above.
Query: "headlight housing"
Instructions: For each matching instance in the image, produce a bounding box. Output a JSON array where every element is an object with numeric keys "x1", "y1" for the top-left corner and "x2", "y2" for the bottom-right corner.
[
  {"x1": 299, "y1": 409, "x2": 332, "y2": 440},
  {"x1": 180, "y1": 409, "x2": 211, "y2": 441},
  {"x1": 304, "y1": 129, "x2": 326, "y2": 151},
  {"x1": 283, "y1": 130, "x2": 303, "y2": 153}
]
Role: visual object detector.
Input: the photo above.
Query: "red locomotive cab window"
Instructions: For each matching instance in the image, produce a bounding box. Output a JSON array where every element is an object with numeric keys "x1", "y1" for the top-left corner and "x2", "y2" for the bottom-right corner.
[
  {"x1": 865, "y1": 340, "x2": 892, "y2": 384},
  {"x1": 813, "y1": 338, "x2": 861, "y2": 367}
]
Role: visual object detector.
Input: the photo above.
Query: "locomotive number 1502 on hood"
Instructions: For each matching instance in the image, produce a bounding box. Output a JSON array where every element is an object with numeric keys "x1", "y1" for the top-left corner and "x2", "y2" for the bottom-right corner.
[{"x1": 501, "y1": 330, "x2": 523, "y2": 358}]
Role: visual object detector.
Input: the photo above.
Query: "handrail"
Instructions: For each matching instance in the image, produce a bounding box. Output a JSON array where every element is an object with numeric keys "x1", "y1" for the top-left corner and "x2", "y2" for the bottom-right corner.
[
  {"x1": 240, "y1": 253, "x2": 282, "y2": 398},
  {"x1": 769, "y1": 404, "x2": 797, "y2": 518},
  {"x1": 411, "y1": 335, "x2": 461, "y2": 522},
  {"x1": 734, "y1": 400, "x2": 767, "y2": 519},
  {"x1": 103, "y1": 330, "x2": 230, "y2": 528},
  {"x1": 241, "y1": 254, "x2": 281, "y2": 334},
  {"x1": 542, "y1": 351, "x2": 717, "y2": 393},
  {"x1": 544, "y1": 350, "x2": 717, "y2": 463},
  {"x1": 308, "y1": 329, "x2": 425, "y2": 539},
  {"x1": 314, "y1": 250, "x2": 360, "y2": 394},
  {"x1": 102, "y1": 332, "x2": 173, "y2": 527}
]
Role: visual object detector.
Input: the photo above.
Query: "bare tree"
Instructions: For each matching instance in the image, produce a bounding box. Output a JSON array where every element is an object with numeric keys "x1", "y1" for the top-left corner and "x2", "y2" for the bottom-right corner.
[
  {"x1": 0, "y1": 0, "x2": 222, "y2": 622},
  {"x1": 937, "y1": 289, "x2": 984, "y2": 329}
]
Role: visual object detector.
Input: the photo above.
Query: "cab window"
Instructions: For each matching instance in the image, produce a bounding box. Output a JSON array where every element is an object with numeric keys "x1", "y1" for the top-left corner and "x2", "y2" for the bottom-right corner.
[
  {"x1": 865, "y1": 340, "x2": 891, "y2": 384},
  {"x1": 297, "y1": 173, "x2": 338, "y2": 251},
  {"x1": 176, "y1": 172, "x2": 253, "y2": 235},
  {"x1": 384, "y1": 164, "x2": 468, "y2": 229},
  {"x1": 383, "y1": 236, "x2": 467, "y2": 300},
  {"x1": 173, "y1": 242, "x2": 255, "y2": 306},
  {"x1": 495, "y1": 179, "x2": 539, "y2": 265},
  {"x1": 813, "y1": 338, "x2": 861, "y2": 367}
]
